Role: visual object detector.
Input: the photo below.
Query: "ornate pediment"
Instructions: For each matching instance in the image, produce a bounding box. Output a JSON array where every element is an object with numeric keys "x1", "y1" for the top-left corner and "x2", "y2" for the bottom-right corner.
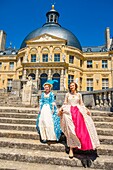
[{"x1": 26, "y1": 33, "x2": 67, "y2": 44}]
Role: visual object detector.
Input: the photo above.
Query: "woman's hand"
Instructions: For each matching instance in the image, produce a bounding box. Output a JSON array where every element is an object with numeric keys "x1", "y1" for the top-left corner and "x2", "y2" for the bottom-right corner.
[
  {"x1": 86, "y1": 108, "x2": 91, "y2": 116},
  {"x1": 58, "y1": 108, "x2": 63, "y2": 116}
]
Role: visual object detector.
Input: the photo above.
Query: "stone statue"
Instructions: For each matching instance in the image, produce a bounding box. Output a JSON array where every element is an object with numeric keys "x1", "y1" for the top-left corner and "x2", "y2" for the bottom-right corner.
[
  {"x1": 49, "y1": 54, "x2": 52, "y2": 61},
  {"x1": 23, "y1": 51, "x2": 28, "y2": 63},
  {"x1": 37, "y1": 54, "x2": 40, "y2": 62},
  {"x1": 22, "y1": 76, "x2": 32, "y2": 105},
  {"x1": 26, "y1": 76, "x2": 32, "y2": 86},
  {"x1": 62, "y1": 54, "x2": 66, "y2": 62}
]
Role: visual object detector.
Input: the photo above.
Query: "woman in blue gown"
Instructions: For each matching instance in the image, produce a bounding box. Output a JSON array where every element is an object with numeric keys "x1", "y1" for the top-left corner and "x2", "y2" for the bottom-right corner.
[{"x1": 36, "y1": 80, "x2": 62, "y2": 143}]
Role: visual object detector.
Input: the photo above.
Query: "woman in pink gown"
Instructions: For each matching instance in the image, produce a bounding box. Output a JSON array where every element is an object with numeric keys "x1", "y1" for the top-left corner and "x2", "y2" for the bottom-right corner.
[{"x1": 58, "y1": 82, "x2": 100, "y2": 167}]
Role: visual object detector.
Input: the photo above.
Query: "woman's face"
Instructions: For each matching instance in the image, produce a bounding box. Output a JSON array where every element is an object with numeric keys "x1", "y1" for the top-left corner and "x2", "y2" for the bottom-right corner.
[
  {"x1": 44, "y1": 84, "x2": 50, "y2": 93},
  {"x1": 70, "y1": 83, "x2": 76, "y2": 92}
]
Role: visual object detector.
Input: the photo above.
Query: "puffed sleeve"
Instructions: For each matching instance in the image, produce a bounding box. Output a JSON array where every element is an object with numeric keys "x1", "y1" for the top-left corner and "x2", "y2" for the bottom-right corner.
[
  {"x1": 64, "y1": 92, "x2": 69, "y2": 104},
  {"x1": 79, "y1": 93, "x2": 91, "y2": 116},
  {"x1": 49, "y1": 92, "x2": 55, "y2": 110},
  {"x1": 79, "y1": 93, "x2": 85, "y2": 106},
  {"x1": 39, "y1": 93, "x2": 44, "y2": 110}
]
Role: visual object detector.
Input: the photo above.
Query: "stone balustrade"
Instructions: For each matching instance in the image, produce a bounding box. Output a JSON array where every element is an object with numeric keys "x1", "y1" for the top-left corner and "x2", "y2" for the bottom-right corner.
[{"x1": 82, "y1": 88, "x2": 113, "y2": 112}]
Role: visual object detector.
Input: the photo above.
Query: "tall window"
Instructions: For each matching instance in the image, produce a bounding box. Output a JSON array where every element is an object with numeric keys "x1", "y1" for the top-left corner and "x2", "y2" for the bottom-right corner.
[
  {"x1": 10, "y1": 62, "x2": 14, "y2": 70},
  {"x1": 50, "y1": 15, "x2": 53, "y2": 22},
  {"x1": 102, "y1": 78, "x2": 108, "y2": 89},
  {"x1": 87, "y1": 60, "x2": 92, "y2": 68},
  {"x1": 87, "y1": 78, "x2": 93, "y2": 91},
  {"x1": 7, "y1": 79, "x2": 12, "y2": 92},
  {"x1": 102, "y1": 60, "x2": 107, "y2": 68},
  {"x1": 54, "y1": 54, "x2": 60, "y2": 62},
  {"x1": 43, "y1": 54, "x2": 48, "y2": 62},
  {"x1": 68, "y1": 75, "x2": 74, "y2": 85},
  {"x1": 69, "y1": 55, "x2": 74, "y2": 64},
  {"x1": 31, "y1": 54, "x2": 36, "y2": 62}
]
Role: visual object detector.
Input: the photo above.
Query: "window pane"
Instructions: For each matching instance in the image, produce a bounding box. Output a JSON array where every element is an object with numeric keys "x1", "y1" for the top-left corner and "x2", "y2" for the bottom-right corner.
[
  {"x1": 68, "y1": 75, "x2": 74, "y2": 85},
  {"x1": 102, "y1": 78, "x2": 108, "y2": 89},
  {"x1": 102, "y1": 60, "x2": 107, "y2": 68},
  {"x1": 87, "y1": 78, "x2": 93, "y2": 91},
  {"x1": 69, "y1": 55, "x2": 74, "y2": 63},
  {"x1": 31, "y1": 54, "x2": 36, "y2": 62},
  {"x1": 10, "y1": 62, "x2": 14, "y2": 69},
  {"x1": 54, "y1": 54, "x2": 60, "y2": 62},
  {"x1": 87, "y1": 60, "x2": 92, "y2": 68},
  {"x1": 7, "y1": 79, "x2": 12, "y2": 92},
  {"x1": 43, "y1": 54, "x2": 48, "y2": 62}
]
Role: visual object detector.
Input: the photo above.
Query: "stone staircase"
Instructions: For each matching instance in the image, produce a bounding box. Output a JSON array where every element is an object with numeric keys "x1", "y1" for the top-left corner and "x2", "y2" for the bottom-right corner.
[
  {"x1": 0, "y1": 92, "x2": 34, "y2": 107},
  {"x1": 0, "y1": 107, "x2": 113, "y2": 170}
]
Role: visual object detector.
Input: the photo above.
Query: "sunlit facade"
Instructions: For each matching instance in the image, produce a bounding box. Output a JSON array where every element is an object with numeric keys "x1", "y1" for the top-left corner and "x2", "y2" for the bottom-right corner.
[{"x1": 0, "y1": 5, "x2": 113, "y2": 92}]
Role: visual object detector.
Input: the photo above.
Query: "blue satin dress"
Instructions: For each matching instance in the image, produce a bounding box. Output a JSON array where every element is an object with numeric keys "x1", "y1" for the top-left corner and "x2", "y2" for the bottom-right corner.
[{"x1": 36, "y1": 91, "x2": 62, "y2": 141}]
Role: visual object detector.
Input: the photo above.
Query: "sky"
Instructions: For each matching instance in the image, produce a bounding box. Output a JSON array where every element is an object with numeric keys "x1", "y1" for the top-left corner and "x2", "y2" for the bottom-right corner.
[{"x1": 0, "y1": 0, "x2": 113, "y2": 49}]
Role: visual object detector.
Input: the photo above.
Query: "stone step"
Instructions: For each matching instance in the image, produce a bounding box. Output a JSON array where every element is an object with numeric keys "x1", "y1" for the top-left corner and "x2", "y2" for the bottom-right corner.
[
  {"x1": 94, "y1": 122, "x2": 113, "y2": 129},
  {"x1": 99, "y1": 135, "x2": 113, "y2": 145},
  {"x1": 93, "y1": 116, "x2": 113, "y2": 122},
  {"x1": 96, "y1": 127, "x2": 113, "y2": 136},
  {"x1": 0, "y1": 107, "x2": 112, "y2": 116},
  {"x1": 0, "y1": 123, "x2": 113, "y2": 136},
  {"x1": 90, "y1": 110, "x2": 113, "y2": 117},
  {"x1": 0, "y1": 137, "x2": 113, "y2": 156},
  {"x1": 0, "y1": 123, "x2": 36, "y2": 131},
  {"x1": 1, "y1": 112, "x2": 113, "y2": 122},
  {"x1": 0, "y1": 129, "x2": 39, "y2": 140},
  {"x1": 0, "y1": 147, "x2": 113, "y2": 169},
  {"x1": 0, "y1": 129, "x2": 112, "y2": 144},
  {"x1": 0, "y1": 107, "x2": 38, "y2": 113},
  {"x1": 0, "y1": 117, "x2": 113, "y2": 130},
  {"x1": 0, "y1": 160, "x2": 102, "y2": 170},
  {"x1": 0, "y1": 112, "x2": 37, "y2": 119},
  {"x1": 0, "y1": 117, "x2": 36, "y2": 124}
]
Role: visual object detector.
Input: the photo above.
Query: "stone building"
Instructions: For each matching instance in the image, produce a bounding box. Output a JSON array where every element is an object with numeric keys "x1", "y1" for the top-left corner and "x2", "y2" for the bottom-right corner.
[{"x1": 0, "y1": 5, "x2": 113, "y2": 92}]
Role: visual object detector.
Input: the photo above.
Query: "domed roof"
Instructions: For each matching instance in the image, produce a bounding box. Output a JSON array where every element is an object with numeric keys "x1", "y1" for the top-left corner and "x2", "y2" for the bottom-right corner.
[{"x1": 20, "y1": 5, "x2": 82, "y2": 51}]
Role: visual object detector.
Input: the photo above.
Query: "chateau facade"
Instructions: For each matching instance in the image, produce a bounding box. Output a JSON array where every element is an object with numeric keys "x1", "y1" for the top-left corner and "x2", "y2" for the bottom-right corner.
[{"x1": 0, "y1": 5, "x2": 113, "y2": 92}]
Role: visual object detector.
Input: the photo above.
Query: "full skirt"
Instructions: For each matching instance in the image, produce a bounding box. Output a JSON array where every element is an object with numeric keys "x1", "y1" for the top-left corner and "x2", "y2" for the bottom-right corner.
[
  {"x1": 36, "y1": 104, "x2": 61, "y2": 141},
  {"x1": 60, "y1": 104, "x2": 100, "y2": 150}
]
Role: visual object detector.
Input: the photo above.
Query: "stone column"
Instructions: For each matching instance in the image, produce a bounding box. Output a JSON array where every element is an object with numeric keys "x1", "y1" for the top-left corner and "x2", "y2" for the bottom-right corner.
[
  {"x1": 62, "y1": 45, "x2": 66, "y2": 62},
  {"x1": 48, "y1": 69, "x2": 52, "y2": 79},
  {"x1": 95, "y1": 94, "x2": 100, "y2": 108},
  {"x1": 17, "y1": 58, "x2": 21, "y2": 67},
  {"x1": 37, "y1": 54, "x2": 40, "y2": 62},
  {"x1": 36, "y1": 69, "x2": 39, "y2": 80},
  {"x1": 110, "y1": 54, "x2": 113, "y2": 87},
  {"x1": 64, "y1": 69, "x2": 67, "y2": 90},
  {"x1": 60, "y1": 69, "x2": 64, "y2": 91},
  {"x1": 108, "y1": 92, "x2": 112, "y2": 106},
  {"x1": 22, "y1": 69, "x2": 27, "y2": 80},
  {"x1": 49, "y1": 46, "x2": 53, "y2": 62},
  {"x1": 38, "y1": 46, "x2": 41, "y2": 62}
]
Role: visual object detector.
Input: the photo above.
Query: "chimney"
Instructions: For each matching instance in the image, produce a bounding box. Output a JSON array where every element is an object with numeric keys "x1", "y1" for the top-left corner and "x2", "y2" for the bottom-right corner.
[
  {"x1": 0, "y1": 30, "x2": 6, "y2": 51},
  {"x1": 105, "y1": 27, "x2": 110, "y2": 50}
]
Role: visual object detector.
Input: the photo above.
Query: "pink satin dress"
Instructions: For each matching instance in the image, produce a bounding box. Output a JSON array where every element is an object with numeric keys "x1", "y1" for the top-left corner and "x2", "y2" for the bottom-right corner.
[{"x1": 60, "y1": 92, "x2": 100, "y2": 150}]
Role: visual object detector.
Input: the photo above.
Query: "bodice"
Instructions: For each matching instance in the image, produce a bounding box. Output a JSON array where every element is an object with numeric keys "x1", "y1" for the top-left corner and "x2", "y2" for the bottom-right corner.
[
  {"x1": 67, "y1": 93, "x2": 80, "y2": 106},
  {"x1": 39, "y1": 92, "x2": 55, "y2": 110}
]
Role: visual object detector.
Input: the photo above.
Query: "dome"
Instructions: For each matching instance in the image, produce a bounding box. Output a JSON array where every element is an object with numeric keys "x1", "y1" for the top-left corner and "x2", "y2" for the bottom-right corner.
[{"x1": 20, "y1": 5, "x2": 82, "y2": 51}]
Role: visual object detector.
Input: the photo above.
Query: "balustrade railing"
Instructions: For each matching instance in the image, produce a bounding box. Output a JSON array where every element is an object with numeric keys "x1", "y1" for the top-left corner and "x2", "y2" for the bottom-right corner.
[{"x1": 82, "y1": 88, "x2": 113, "y2": 111}]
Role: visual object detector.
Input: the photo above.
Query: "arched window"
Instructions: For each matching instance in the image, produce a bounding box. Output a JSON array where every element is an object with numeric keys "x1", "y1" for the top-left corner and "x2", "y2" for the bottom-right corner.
[
  {"x1": 40, "y1": 73, "x2": 48, "y2": 90},
  {"x1": 52, "y1": 73, "x2": 60, "y2": 90}
]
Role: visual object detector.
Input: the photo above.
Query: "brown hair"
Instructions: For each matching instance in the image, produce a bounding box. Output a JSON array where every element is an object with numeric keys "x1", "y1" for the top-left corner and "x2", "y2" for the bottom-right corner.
[{"x1": 68, "y1": 82, "x2": 78, "y2": 92}]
